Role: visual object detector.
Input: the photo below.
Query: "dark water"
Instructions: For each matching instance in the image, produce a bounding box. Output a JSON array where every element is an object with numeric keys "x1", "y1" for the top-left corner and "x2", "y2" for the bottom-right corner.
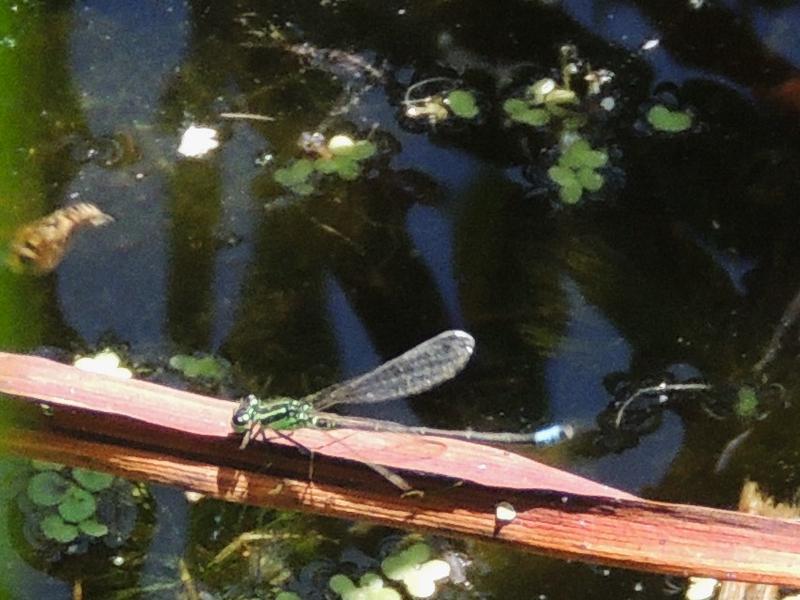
[{"x1": 2, "y1": 0, "x2": 800, "y2": 597}]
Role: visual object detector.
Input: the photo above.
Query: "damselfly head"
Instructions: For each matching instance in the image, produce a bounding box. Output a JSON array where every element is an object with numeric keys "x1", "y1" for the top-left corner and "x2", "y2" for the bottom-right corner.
[{"x1": 231, "y1": 394, "x2": 260, "y2": 432}]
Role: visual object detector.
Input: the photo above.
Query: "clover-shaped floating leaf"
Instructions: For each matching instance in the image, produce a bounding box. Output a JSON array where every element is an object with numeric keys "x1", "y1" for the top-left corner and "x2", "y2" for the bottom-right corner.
[
  {"x1": 575, "y1": 166, "x2": 605, "y2": 192},
  {"x1": 445, "y1": 90, "x2": 479, "y2": 119},
  {"x1": 735, "y1": 386, "x2": 759, "y2": 419},
  {"x1": 646, "y1": 104, "x2": 692, "y2": 133},
  {"x1": 315, "y1": 156, "x2": 362, "y2": 180},
  {"x1": 547, "y1": 166, "x2": 583, "y2": 204},
  {"x1": 329, "y1": 573, "x2": 401, "y2": 600},
  {"x1": 274, "y1": 159, "x2": 316, "y2": 195},
  {"x1": 382, "y1": 543, "x2": 451, "y2": 599},
  {"x1": 28, "y1": 471, "x2": 71, "y2": 507},
  {"x1": 72, "y1": 468, "x2": 114, "y2": 492},
  {"x1": 40, "y1": 514, "x2": 79, "y2": 543},
  {"x1": 560, "y1": 139, "x2": 607, "y2": 169},
  {"x1": 168, "y1": 354, "x2": 230, "y2": 382},
  {"x1": 78, "y1": 518, "x2": 109, "y2": 538},
  {"x1": 503, "y1": 98, "x2": 550, "y2": 126},
  {"x1": 58, "y1": 486, "x2": 96, "y2": 523}
]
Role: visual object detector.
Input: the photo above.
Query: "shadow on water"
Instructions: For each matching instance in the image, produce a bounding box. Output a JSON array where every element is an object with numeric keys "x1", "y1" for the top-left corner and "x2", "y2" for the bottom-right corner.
[{"x1": 3, "y1": 0, "x2": 800, "y2": 597}]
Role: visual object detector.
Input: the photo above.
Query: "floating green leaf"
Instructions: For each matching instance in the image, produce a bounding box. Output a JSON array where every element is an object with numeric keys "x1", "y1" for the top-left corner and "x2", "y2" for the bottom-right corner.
[
  {"x1": 330, "y1": 573, "x2": 401, "y2": 600},
  {"x1": 735, "y1": 386, "x2": 759, "y2": 419},
  {"x1": 78, "y1": 518, "x2": 109, "y2": 537},
  {"x1": 646, "y1": 104, "x2": 692, "y2": 133},
  {"x1": 349, "y1": 140, "x2": 377, "y2": 160},
  {"x1": 27, "y1": 471, "x2": 71, "y2": 506},
  {"x1": 576, "y1": 167, "x2": 605, "y2": 192},
  {"x1": 274, "y1": 159, "x2": 316, "y2": 194},
  {"x1": 168, "y1": 354, "x2": 230, "y2": 382},
  {"x1": 560, "y1": 139, "x2": 607, "y2": 169},
  {"x1": 31, "y1": 460, "x2": 64, "y2": 471},
  {"x1": 276, "y1": 593, "x2": 302, "y2": 600},
  {"x1": 558, "y1": 178, "x2": 584, "y2": 204},
  {"x1": 382, "y1": 543, "x2": 450, "y2": 599},
  {"x1": 503, "y1": 99, "x2": 550, "y2": 126},
  {"x1": 58, "y1": 486, "x2": 96, "y2": 523},
  {"x1": 40, "y1": 514, "x2": 78, "y2": 543},
  {"x1": 382, "y1": 543, "x2": 431, "y2": 580},
  {"x1": 547, "y1": 165, "x2": 578, "y2": 188},
  {"x1": 72, "y1": 468, "x2": 114, "y2": 492},
  {"x1": 445, "y1": 90, "x2": 479, "y2": 119},
  {"x1": 315, "y1": 156, "x2": 361, "y2": 180}
]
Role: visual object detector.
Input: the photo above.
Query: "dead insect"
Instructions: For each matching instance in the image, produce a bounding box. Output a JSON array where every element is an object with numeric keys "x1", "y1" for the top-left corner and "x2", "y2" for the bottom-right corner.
[{"x1": 7, "y1": 202, "x2": 114, "y2": 274}]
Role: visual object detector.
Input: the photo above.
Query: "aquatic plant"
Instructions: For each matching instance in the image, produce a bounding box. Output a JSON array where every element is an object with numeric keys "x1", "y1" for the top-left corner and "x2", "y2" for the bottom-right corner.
[
  {"x1": 402, "y1": 77, "x2": 480, "y2": 124},
  {"x1": 169, "y1": 353, "x2": 230, "y2": 382},
  {"x1": 19, "y1": 462, "x2": 140, "y2": 557},
  {"x1": 503, "y1": 77, "x2": 585, "y2": 130},
  {"x1": 734, "y1": 386, "x2": 759, "y2": 419},
  {"x1": 329, "y1": 572, "x2": 402, "y2": 600},
  {"x1": 381, "y1": 542, "x2": 451, "y2": 599},
  {"x1": 273, "y1": 133, "x2": 377, "y2": 195},
  {"x1": 646, "y1": 104, "x2": 693, "y2": 133},
  {"x1": 547, "y1": 137, "x2": 608, "y2": 204}
]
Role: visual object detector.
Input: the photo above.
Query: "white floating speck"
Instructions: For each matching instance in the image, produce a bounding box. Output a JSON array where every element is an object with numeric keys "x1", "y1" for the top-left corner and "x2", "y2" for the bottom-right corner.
[
  {"x1": 495, "y1": 501, "x2": 517, "y2": 522},
  {"x1": 641, "y1": 39, "x2": 660, "y2": 51},
  {"x1": 74, "y1": 350, "x2": 132, "y2": 379},
  {"x1": 600, "y1": 97, "x2": 616, "y2": 112},
  {"x1": 685, "y1": 577, "x2": 717, "y2": 600},
  {"x1": 177, "y1": 124, "x2": 220, "y2": 158}
]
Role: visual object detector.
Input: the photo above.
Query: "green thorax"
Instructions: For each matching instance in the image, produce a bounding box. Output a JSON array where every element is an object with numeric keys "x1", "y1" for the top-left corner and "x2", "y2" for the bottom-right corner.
[{"x1": 248, "y1": 396, "x2": 314, "y2": 430}]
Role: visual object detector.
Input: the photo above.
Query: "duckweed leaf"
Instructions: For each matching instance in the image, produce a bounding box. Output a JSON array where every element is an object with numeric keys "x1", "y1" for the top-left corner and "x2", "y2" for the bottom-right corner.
[
  {"x1": 647, "y1": 104, "x2": 692, "y2": 132},
  {"x1": 735, "y1": 386, "x2": 759, "y2": 419},
  {"x1": 503, "y1": 99, "x2": 550, "y2": 126},
  {"x1": 40, "y1": 514, "x2": 78, "y2": 543},
  {"x1": 382, "y1": 543, "x2": 431, "y2": 580},
  {"x1": 559, "y1": 179, "x2": 584, "y2": 204},
  {"x1": 78, "y1": 518, "x2": 109, "y2": 537},
  {"x1": 27, "y1": 472, "x2": 70, "y2": 506},
  {"x1": 274, "y1": 159, "x2": 315, "y2": 194},
  {"x1": 72, "y1": 468, "x2": 114, "y2": 492},
  {"x1": 445, "y1": 90, "x2": 479, "y2": 119},
  {"x1": 329, "y1": 574, "x2": 357, "y2": 595},
  {"x1": 547, "y1": 165, "x2": 578, "y2": 188},
  {"x1": 576, "y1": 167, "x2": 605, "y2": 192},
  {"x1": 349, "y1": 140, "x2": 377, "y2": 160},
  {"x1": 168, "y1": 354, "x2": 229, "y2": 382},
  {"x1": 58, "y1": 486, "x2": 96, "y2": 523},
  {"x1": 560, "y1": 140, "x2": 607, "y2": 169},
  {"x1": 276, "y1": 593, "x2": 302, "y2": 600},
  {"x1": 403, "y1": 560, "x2": 451, "y2": 598},
  {"x1": 31, "y1": 460, "x2": 64, "y2": 471}
]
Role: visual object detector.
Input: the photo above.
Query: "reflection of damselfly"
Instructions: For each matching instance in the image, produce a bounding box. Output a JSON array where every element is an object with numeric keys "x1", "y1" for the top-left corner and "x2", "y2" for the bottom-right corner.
[{"x1": 232, "y1": 330, "x2": 573, "y2": 448}]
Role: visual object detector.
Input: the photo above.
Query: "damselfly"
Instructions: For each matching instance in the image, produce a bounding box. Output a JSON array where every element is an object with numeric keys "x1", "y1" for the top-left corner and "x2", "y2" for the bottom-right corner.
[{"x1": 232, "y1": 330, "x2": 573, "y2": 448}]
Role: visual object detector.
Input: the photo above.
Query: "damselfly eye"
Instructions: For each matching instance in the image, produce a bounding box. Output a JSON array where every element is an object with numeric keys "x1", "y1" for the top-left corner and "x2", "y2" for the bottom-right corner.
[{"x1": 231, "y1": 410, "x2": 250, "y2": 429}]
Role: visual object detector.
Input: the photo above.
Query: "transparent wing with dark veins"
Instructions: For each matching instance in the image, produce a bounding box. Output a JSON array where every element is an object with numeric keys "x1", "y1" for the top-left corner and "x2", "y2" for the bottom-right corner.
[{"x1": 309, "y1": 330, "x2": 475, "y2": 410}]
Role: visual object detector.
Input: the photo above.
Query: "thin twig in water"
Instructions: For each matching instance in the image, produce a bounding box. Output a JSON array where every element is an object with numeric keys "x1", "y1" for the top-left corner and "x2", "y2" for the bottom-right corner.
[
  {"x1": 306, "y1": 215, "x2": 366, "y2": 255},
  {"x1": 178, "y1": 558, "x2": 200, "y2": 600},
  {"x1": 753, "y1": 284, "x2": 800, "y2": 374},
  {"x1": 209, "y1": 531, "x2": 315, "y2": 567},
  {"x1": 615, "y1": 383, "x2": 713, "y2": 428},
  {"x1": 714, "y1": 428, "x2": 752, "y2": 474},
  {"x1": 220, "y1": 112, "x2": 276, "y2": 122},
  {"x1": 402, "y1": 77, "x2": 458, "y2": 107}
]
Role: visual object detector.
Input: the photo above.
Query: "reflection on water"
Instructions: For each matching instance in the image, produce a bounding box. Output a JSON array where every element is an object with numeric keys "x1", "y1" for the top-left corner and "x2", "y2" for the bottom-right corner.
[{"x1": 3, "y1": 0, "x2": 800, "y2": 597}]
